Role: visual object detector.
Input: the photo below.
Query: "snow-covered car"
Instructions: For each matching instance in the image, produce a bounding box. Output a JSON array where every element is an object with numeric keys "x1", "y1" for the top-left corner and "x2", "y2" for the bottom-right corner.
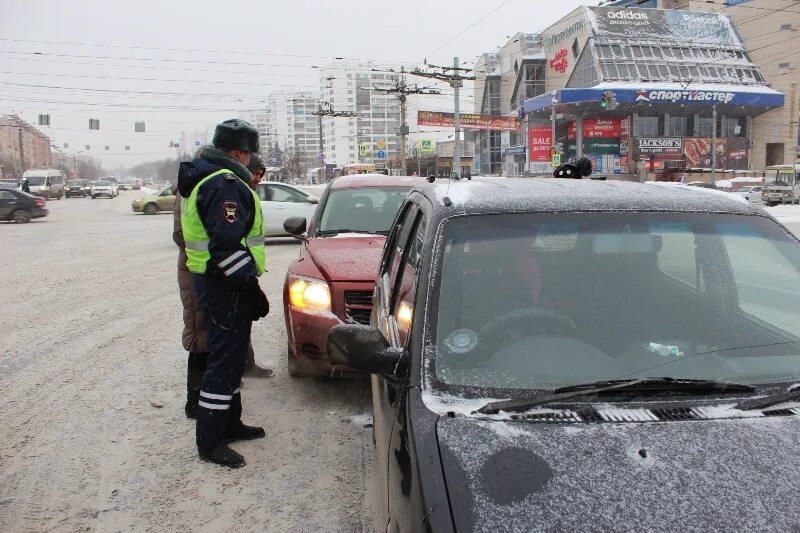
[
  {"x1": 90, "y1": 180, "x2": 114, "y2": 199},
  {"x1": 328, "y1": 178, "x2": 800, "y2": 532},
  {"x1": 735, "y1": 186, "x2": 762, "y2": 202}
]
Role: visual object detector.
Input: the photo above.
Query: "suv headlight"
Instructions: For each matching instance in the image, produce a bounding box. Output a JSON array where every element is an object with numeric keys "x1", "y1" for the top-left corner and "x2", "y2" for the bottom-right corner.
[{"x1": 288, "y1": 277, "x2": 331, "y2": 311}]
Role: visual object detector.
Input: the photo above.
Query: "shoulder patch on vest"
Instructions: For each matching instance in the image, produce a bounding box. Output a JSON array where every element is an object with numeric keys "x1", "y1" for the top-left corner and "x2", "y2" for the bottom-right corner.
[
  {"x1": 223, "y1": 201, "x2": 239, "y2": 223},
  {"x1": 223, "y1": 172, "x2": 237, "y2": 180}
]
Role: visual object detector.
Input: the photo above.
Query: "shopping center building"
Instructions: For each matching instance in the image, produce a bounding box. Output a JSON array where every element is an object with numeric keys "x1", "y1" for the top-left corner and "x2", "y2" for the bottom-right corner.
[{"x1": 475, "y1": 2, "x2": 797, "y2": 179}]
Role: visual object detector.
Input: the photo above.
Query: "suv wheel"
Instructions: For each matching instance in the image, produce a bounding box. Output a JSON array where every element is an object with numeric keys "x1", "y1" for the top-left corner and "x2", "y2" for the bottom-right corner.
[
  {"x1": 143, "y1": 203, "x2": 158, "y2": 215},
  {"x1": 12, "y1": 210, "x2": 32, "y2": 223}
]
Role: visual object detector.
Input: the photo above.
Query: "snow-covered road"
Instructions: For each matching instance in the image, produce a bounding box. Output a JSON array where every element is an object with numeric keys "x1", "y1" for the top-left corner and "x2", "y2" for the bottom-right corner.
[{"x1": 0, "y1": 192, "x2": 378, "y2": 532}]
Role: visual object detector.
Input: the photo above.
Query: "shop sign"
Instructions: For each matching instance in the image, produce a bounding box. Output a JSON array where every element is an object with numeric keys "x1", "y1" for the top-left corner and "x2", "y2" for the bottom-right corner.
[
  {"x1": 568, "y1": 119, "x2": 622, "y2": 140},
  {"x1": 566, "y1": 138, "x2": 621, "y2": 156},
  {"x1": 549, "y1": 48, "x2": 569, "y2": 74},
  {"x1": 417, "y1": 111, "x2": 519, "y2": 131},
  {"x1": 635, "y1": 89, "x2": 735, "y2": 104},
  {"x1": 637, "y1": 138, "x2": 683, "y2": 155},
  {"x1": 528, "y1": 127, "x2": 552, "y2": 162},
  {"x1": 504, "y1": 145, "x2": 526, "y2": 156},
  {"x1": 542, "y1": 17, "x2": 587, "y2": 55}
]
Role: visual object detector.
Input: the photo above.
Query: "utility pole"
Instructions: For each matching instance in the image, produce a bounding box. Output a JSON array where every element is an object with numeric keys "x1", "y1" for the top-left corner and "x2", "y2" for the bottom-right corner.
[
  {"x1": 411, "y1": 58, "x2": 474, "y2": 179},
  {"x1": 311, "y1": 102, "x2": 358, "y2": 182},
  {"x1": 711, "y1": 104, "x2": 717, "y2": 183},
  {"x1": 370, "y1": 66, "x2": 440, "y2": 176}
]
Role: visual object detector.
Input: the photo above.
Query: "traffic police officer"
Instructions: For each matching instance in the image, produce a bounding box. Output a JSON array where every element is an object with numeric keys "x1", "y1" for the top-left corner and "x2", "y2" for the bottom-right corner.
[{"x1": 177, "y1": 119, "x2": 269, "y2": 468}]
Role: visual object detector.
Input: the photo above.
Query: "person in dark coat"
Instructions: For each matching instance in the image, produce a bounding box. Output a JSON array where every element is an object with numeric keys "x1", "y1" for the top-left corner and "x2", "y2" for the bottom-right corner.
[
  {"x1": 21, "y1": 178, "x2": 30, "y2": 194},
  {"x1": 174, "y1": 153, "x2": 272, "y2": 420}
]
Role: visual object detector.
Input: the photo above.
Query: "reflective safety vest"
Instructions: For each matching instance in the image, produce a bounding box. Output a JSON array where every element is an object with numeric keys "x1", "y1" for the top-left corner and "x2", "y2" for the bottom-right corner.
[{"x1": 181, "y1": 168, "x2": 265, "y2": 275}]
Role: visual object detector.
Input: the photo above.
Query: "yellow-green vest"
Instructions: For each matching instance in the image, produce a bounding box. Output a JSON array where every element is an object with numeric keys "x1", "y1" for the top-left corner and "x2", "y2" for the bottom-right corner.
[{"x1": 181, "y1": 168, "x2": 265, "y2": 275}]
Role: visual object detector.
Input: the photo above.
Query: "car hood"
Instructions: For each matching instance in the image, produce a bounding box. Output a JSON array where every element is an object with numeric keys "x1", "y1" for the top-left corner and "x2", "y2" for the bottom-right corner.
[
  {"x1": 437, "y1": 415, "x2": 800, "y2": 532},
  {"x1": 306, "y1": 235, "x2": 386, "y2": 282}
]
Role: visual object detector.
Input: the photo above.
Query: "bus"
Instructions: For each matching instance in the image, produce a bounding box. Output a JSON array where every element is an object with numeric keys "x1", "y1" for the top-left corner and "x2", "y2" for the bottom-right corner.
[{"x1": 762, "y1": 164, "x2": 800, "y2": 206}]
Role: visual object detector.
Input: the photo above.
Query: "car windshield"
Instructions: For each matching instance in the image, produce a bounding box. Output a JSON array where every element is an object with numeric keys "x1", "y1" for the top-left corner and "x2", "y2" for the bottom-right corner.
[
  {"x1": 431, "y1": 212, "x2": 800, "y2": 393},
  {"x1": 317, "y1": 187, "x2": 410, "y2": 235},
  {"x1": 67, "y1": 181, "x2": 83, "y2": 186},
  {"x1": 25, "y1": 176, "x2": 46, "y2": 186},
  {"x1": 95, "y1": 180, "x2": 110, "y2": 186}
]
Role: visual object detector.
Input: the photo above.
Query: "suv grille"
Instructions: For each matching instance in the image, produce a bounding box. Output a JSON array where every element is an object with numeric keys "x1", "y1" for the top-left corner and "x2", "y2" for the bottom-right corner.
[{"x1": 344, "y1": 291, "x2": 373, "y2": 325}]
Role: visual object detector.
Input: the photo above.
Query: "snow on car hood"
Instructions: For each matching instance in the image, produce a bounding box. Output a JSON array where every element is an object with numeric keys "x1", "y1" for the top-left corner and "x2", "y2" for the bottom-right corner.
[
  {"x1": 306, "y1": 235, "x2": 386, "y2": 282},
  {"x1": 437, "y1": 415, "x2": 800, "y2": 532}
]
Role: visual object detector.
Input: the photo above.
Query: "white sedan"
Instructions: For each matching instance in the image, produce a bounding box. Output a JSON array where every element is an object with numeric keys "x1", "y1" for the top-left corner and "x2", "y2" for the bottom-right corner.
[{"x1": 255, "y1": 181, "x2": 319, "y2": 237}]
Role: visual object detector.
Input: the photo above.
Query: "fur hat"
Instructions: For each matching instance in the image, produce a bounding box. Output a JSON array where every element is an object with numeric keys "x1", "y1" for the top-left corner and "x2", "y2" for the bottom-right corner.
[
  {"x1": 212, "y1": 119, "x2": 260, "y2": 153},
  {"x1": 247, "y1": 153, "x2": 266, "y2": 173}
]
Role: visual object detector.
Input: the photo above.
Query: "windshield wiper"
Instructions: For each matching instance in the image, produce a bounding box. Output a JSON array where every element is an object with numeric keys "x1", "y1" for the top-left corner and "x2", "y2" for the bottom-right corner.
[
  {"x1": 316, "y1": 229, "x2": 374, "y2": 236},
  {"x1": 734, "y1": 384, "x2": 800, "y2": 411},
  {"x1": 475, "y1": 377, "x2": 755, "y2": 415}
]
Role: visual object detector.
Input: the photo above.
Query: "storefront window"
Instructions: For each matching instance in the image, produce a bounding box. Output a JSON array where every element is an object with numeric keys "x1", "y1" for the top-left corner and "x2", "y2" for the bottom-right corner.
[
  {"x1": 695, "y1": 117, "x2": 713, "y2": 137},
  {"x1": 634, "y1": 116, "x2": 660, "y2": 137},
  {"x1": 665, "y1": 117, "x2": 689, "y2": 137}
]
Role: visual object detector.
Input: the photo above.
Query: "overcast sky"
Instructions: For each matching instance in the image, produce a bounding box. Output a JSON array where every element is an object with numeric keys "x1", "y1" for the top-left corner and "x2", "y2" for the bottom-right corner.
[{"x1": 0, "y1": 0, "x2": 585, "y2": 169}]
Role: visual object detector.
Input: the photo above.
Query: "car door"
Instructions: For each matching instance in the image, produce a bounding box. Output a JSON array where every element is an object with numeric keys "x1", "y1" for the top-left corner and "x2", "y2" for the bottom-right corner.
[
  {"x1": 158, "y1": 188, "x2": 176, "y2": 211},
  {"x1": 259, "y1": 183, "x2": 317, "y2": 236},
  {"x1": 0, "y1": 190, "x2": 17, "y2": 218},
  {"x1": 372, "y1": 202, "x2": 428, "y2": 531}
]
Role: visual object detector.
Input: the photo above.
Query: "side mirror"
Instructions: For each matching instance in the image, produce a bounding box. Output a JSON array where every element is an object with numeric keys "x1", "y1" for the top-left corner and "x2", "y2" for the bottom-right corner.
[
  {"x1": 327, "y1": 324, "x2": 406, "y2": 376},
  {"x1": 308, "y1": 198, "x2": 319, "y2": 204},
  {"x1": 283, "y1": 216, "x2": 307, "y2": 236}
]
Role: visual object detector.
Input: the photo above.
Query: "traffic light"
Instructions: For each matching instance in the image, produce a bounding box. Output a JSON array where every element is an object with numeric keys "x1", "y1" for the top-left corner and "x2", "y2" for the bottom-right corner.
[{"x1": 600, "y1": 90, "x2": 618, "y2": 111}]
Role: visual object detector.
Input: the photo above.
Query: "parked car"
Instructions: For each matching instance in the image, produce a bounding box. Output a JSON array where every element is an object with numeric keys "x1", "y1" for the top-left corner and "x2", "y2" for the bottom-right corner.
[
  {"x1": 736, "y1": 185, "x2": 763, "y2": 202},
  {"x1": 0, "y1": 188, "x2": 48, "y2": 223},
  {"x1": 282, "y1": 174, "x2": 426, "y2": 377},
  {"x1": 255, "y1": 181, "x2": 319, "y2": 237},
  {"x1": 22, "y1": 169, "x2": 66, "y2": 200},
  {"x1": 131, "y1": 185, "x2": 175, "y2": 214},
  {"x1": 327, "y1": 178, "x2": 800, "y2": 532},
  {"x1": 65, "y1": 179, "x2": 89, "y2": 198},
  {"x1": 90, "y1": 180, "x2": 115, "y2": 199},
  {"x1": 686, "y1": 181, "x2": 718, "y2": 190}
]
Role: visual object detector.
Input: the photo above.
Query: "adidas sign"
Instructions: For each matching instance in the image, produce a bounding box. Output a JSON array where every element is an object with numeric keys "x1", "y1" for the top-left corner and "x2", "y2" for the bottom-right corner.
[{"x1": 607, "y1": 10, "x2": 649, "y2": 20}]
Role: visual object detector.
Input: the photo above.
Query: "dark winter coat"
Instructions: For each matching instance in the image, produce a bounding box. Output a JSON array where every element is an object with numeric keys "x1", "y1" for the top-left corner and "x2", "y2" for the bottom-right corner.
[{"x1": 173, "y1": 145, "x2": 257, "y2": 358}]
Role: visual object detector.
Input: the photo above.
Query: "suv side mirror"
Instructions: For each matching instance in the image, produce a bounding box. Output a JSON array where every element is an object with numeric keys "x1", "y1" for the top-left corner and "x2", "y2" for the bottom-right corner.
[
  {"x1": 283, "y1": 216, "x2": 307, "y2": 236},
  {"x1": 327, "y1": 324, "x2": 406, "y2": 376},
  {"x1": 308, "y1": 198, "x2": 318, "y2": 204}
]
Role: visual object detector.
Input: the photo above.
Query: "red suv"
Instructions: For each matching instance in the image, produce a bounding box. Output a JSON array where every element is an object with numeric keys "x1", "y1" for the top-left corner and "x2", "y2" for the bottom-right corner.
[{"x1": 282, "y1": 174, "x2": 426, "y2": 377}]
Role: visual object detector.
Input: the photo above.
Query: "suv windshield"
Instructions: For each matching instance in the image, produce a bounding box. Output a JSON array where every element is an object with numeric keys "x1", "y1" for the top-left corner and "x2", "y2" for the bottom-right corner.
[
  {"x1": 432, "y1": 212, "x2": 800, "y2": 393},
  {"x1": 317, "y1": 187, "x2": 410, "y2": 235},
  {"x1": 95, "y1": 180, "x2": 110, "y2": 186}
]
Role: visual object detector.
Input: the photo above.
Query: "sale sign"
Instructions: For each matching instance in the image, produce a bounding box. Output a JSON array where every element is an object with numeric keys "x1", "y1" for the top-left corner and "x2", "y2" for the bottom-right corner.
[
  {"x1": 568, "y1": 119, "x2": 623, "y2": 139},
  {"x1": 528, "y1": 127, "x2": 552, "y2": 162}
]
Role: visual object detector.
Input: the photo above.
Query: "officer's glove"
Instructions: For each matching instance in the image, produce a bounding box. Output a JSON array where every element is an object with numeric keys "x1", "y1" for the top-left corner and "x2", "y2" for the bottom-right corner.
[{"x1": 247, "y1": 278, "x2": 270, "y2": 320}]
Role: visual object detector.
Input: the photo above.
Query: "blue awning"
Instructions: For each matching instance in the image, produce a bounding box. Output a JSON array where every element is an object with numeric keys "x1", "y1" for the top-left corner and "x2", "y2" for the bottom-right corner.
[{"x1": 523, "y1": 83, "x2": 784, "y2": 114}]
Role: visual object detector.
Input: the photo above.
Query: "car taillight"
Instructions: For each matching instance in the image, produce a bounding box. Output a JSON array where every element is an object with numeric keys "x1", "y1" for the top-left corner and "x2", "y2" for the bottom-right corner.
[{"x1": 35, "y1": 198, "x2": 45, "y2": 206}]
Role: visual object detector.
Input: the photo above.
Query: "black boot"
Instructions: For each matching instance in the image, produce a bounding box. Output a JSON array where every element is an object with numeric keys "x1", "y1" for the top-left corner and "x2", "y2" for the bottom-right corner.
[
  {"x1": 185, "y1": 352, "x2": 209, "y2": 419},
  {"x1": 185, "y1": 388, "x2": 200, "y2": 419},
  {"x1": 198, "y1": 444, "x2": 246, "y2": 468},
  {"x1": 228, "y1": 422, "x2": 266, "y2": 441}
]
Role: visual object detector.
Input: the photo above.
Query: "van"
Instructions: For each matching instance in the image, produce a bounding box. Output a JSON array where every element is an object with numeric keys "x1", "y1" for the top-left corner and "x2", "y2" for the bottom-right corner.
[{"x1": 22, "y1": 169, "x2": 66, "y2": 200}]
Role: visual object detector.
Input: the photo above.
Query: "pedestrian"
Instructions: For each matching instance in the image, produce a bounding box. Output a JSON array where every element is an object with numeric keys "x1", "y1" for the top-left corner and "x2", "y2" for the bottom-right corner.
[
  {"x1": 21, "y1": 178, "x2": 30, "y2": 194},
  {"x1": 174, "y1": 151, "x2": 272, "y2": 421},
  {"x1": 177, "y1": 118, "x2": 269, "y2": 468}
]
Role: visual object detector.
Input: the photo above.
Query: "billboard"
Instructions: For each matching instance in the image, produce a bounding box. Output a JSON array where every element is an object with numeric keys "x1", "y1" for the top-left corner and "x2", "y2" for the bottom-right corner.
[
  {"x1": 417, "y1": 111, "x2": 519, "y2": 131},
  {"x1": 528, "y1": 127, "x2": 552, "y2": 162},
  {"x1": 568, "y1": 118, "x2": 623, "y2": 140},
  {"x1": 589, "y1": 7, "x2": 740, "y2": 46}
]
